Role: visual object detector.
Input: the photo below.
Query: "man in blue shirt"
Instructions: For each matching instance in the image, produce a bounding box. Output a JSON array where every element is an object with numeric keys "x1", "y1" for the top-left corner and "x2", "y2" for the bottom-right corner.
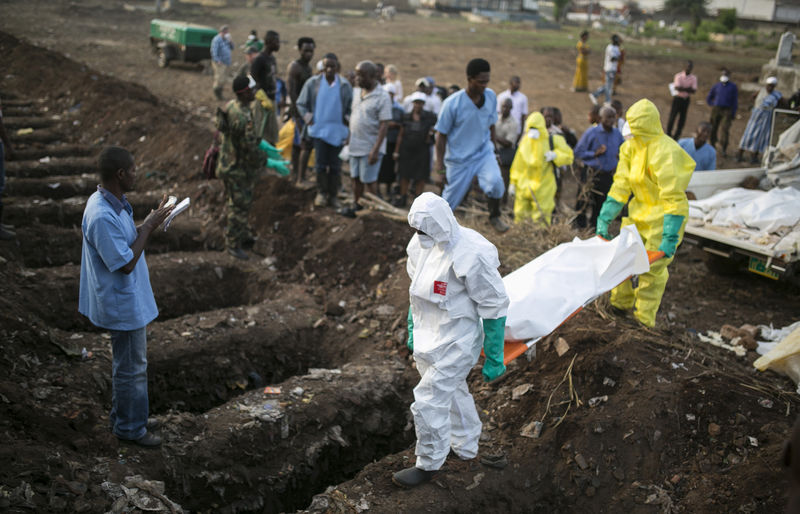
[
  {"x1": 297, "y1": 53, "x2": 353, "y2": 209},
  {"x1": 706, "y1": 69, "x2": 738, "y2": 157},
  {"x1": 679, "y1": 121, "x2": 716, "y2": 171},
  {"x1": 211, "y1": 25, "x2": 234, "y2": 100},
  {"x1": 573, "y1": 105, "x2": 624, "y2": 229},
  {"x1": 79, "y1": 147, "x2": 173, "y2": 447},
  {"x1": 434, "y1": 58, "x2": 508, "y2": 232}
]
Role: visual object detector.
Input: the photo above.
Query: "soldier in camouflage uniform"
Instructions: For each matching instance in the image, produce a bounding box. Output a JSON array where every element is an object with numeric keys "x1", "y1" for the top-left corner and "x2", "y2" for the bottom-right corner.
[{"x1": 216, "y1": 75, "x2": 263, "y2": 260}]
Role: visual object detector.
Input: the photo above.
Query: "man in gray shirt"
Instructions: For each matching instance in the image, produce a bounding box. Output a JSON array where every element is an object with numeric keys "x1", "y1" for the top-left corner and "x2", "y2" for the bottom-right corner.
[{"x1": 347, "y1": 61, "x2": 392, "y2": 212}]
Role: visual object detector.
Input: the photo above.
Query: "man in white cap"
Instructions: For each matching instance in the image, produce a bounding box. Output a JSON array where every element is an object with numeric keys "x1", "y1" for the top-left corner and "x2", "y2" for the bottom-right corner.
[
  {"x1": 404, "y1": 78, "x2": 440, "y2": 115},
  {"x1": 705, "y1": 68, "x2": 738, "y2": 157},
  {"x1": 736, "y1": 76, "x2": 784, "y2": 164},
  {"x1": 393, "y1": 192, "x2": 508, "y2": 488}
]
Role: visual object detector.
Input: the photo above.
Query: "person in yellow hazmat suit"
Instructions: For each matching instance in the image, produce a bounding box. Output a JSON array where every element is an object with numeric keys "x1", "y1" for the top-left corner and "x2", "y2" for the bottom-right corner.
[
  {"x1": 509, "y1": 112, "x2": 573, "y2": 224},
  {"x1": 596, "y1": 98, "x2": 695, "y2": 327}
]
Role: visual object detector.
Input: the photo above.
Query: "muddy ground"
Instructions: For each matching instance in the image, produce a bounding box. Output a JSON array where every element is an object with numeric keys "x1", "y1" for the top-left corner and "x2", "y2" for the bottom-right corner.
[{"x1": 2, "y1": 2, "x2": 800, "y2": 513}]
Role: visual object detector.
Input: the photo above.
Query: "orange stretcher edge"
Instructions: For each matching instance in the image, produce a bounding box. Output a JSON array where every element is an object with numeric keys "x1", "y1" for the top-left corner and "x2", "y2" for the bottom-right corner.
[{"x1": 495, "y1": 250, "x2": 665, "y2": 365}]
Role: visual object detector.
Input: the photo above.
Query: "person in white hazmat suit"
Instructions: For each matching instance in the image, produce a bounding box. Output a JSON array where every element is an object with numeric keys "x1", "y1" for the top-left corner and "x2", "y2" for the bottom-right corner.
[{"x1": 392, "y1": 192, "x2": 509, "y2": 488}]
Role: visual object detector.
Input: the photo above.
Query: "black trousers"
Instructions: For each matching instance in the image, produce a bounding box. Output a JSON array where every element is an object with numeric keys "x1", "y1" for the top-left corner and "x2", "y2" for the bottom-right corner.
[
  {"x1": 666, "y1": 96, "x2": 690, "y2": 139},
  {"x1": 575, "y1": 167, "x2": 615, "y2": 230}
]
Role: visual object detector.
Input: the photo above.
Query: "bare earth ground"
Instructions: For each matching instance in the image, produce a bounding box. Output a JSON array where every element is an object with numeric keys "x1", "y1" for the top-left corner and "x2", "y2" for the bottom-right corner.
[{"x1": 2, "y1": 2, "x2": 800, "y2": 513}]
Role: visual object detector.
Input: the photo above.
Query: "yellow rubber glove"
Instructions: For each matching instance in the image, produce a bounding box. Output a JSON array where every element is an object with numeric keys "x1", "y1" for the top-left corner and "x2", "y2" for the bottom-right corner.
[{"x1": 254, "y1": 89, "x2": 274, "y2": 111}]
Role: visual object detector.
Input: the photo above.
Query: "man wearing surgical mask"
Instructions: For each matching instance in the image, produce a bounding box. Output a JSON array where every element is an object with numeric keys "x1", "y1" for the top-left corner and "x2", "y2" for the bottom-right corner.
[
  {"x1": 393, "y1": 193, "x2": 508, "y2": 488},
  {"x1": 706, "y1": 68, "x2": 738, "y2": 158}
]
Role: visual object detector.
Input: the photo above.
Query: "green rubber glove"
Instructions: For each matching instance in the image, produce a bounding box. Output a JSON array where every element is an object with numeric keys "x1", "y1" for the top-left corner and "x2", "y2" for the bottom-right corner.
[
  {"x1": 482, "y1": 316, "x2": 507, "y2": 382},
  {"x1": 658, "y1": 214, "x2": 684, "y2": 258},
  {"x1": 407, "y1": 306, "x2": 414, "y2": 352},
  {"x1": 267, "y1": 158, "x2": 290, "y2": 176},
  {"x1": 596, "y1": 197, "x2": 625, "y2": 240},
  {"x1": 258, "y1": 139, "x2": 283, "y2": 160}
]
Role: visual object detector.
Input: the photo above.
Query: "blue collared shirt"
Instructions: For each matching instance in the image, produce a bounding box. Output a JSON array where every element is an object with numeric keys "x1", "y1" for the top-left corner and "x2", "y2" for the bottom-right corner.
[
  {"x1": 706, "y1": 81, "x2": 738, "y2": 118},
  {"x1": 678, "y1": 137, "x2": 716, "y2": 171},
  {"x1": 435, "y1": 88, "x2": 498, "y2": 166},
  {"x1": 79, "y1": 187, "x2": 158, "y2": 331},
  {"x1": 210, "y1": 34, "x2": 232, "y2": 66},
  {"x1": 574, "y1": 124, "x2": 624, "y2": 173}
]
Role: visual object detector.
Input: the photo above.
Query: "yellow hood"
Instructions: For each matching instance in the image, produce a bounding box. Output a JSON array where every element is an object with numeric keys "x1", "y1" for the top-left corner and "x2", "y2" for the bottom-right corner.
[
  {"x1": 626, "y1": 99, "x2": 663, "y2": 141},
  {"x1": 524, "y1": 111, "x2": 548, "y2": 132}
]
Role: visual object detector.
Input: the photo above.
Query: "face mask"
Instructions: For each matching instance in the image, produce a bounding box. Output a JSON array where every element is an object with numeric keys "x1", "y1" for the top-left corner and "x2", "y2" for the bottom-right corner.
[
  {"x1": 528, "y1": 128, "x2": 540, "y2": 140},
  {"x1": 418, "y1": 234, "x2": 435, "y2": 249},
  {"x1": 720, "y1": 75, "x2": 729, "y2": 83},
  {"x1": 621, "y1": 121, "x2": 633, "y2": 140}
]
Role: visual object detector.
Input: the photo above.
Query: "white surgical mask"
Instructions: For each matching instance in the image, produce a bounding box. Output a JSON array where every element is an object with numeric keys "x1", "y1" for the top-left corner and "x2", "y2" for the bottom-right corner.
[
  {"x1": 528, "y1": 128, "x2": 540, "y2": 140},
  {"x1": 418, "y1": 234, "x2": 435, "y2": 249},
  {"x1": 720, "y1": 75, "x2": 729, "y2": 83}
]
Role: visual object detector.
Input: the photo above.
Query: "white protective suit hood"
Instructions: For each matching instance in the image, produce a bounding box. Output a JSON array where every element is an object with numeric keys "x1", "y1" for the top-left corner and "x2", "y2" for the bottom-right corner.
[
  {"x1": 405, "y1": 192, "x2": 509, "y2": 473},
  {"x1": 408, "y1": 193, "x2": 461, "y2": 249}
]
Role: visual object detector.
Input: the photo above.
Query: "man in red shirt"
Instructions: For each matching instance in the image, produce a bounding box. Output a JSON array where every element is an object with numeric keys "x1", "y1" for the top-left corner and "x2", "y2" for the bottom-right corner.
[{"x1": 666, "y1": 60, "x2": 697, "y2": 140}]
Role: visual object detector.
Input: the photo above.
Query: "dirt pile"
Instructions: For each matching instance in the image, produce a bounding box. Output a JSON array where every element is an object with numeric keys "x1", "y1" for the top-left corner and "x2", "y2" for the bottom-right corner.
[{"x1": 2, "y1": 29, "x2": 800, "y2": 514}]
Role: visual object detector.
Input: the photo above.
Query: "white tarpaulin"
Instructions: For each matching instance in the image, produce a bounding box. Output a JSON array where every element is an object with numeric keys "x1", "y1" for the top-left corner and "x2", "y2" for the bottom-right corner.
[
  {"x1": 688, "y1": 186, "x2": 800, "y2": 233},
  {"x1": 503, "y1": 225, "x2": 650, "y2": 342}
]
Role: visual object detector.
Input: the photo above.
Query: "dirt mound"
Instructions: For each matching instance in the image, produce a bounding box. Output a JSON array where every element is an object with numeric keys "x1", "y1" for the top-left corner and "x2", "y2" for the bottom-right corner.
[
  {"x1": 0, "y1": 31, "x2": 209, "y2": 183},
  {"x1": 321, "y1": 309, "x2": 798, "y2": 513}
]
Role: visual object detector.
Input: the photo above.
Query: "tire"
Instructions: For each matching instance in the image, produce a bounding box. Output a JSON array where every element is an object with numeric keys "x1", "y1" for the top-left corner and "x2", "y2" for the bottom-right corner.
[
  {"x1": 158, "y1": 49, "x2": 170, "y2": 68},
  {"x1": 704, "y1": 253, "x2": 743, "y2": 276}
]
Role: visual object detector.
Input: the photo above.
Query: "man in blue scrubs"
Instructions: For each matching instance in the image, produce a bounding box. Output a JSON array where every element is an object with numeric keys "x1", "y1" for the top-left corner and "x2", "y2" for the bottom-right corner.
[
  {"x1": 434, "y1": 58, "x2": 509, "y2": 232},
  {"x1": 678, "y1": 121, "x2": 716, "y2": 171},
  {"x1": 79, "y1": 147, "x2": 173, "y2": 447}
]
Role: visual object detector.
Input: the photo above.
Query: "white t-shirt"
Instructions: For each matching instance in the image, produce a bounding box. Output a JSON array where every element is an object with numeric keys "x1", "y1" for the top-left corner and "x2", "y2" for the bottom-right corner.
[
  {"x1": 425, "y1": 92, "x2": 441, "y2": 115},
  {"x1": 604, "y1": 44, "x2": 621, "y2": 73},
  {"x1": 496, "y1": 89, "x2": 528, "y2": 135}
]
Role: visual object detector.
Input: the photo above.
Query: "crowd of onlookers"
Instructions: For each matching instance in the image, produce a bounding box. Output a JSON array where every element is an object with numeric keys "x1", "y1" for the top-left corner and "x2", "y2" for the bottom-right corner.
[{"x1": 208, "y1": 27, "x2": 799, "y2": 244}]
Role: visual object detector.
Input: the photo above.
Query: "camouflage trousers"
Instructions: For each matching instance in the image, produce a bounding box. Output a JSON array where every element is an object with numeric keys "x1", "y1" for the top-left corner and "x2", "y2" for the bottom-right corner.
[{"x1": 220, "y1": 168, "x2": 255, "y2": 248}]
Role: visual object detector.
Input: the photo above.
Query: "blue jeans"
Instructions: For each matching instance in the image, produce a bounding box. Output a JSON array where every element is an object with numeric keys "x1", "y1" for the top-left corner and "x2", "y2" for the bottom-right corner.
[
  {"x1": 592, "y1": 71, "x2": 616, "y2": 104},
  {"x1": 110, "y1": 327, "x2": 149, "y2": 440}
]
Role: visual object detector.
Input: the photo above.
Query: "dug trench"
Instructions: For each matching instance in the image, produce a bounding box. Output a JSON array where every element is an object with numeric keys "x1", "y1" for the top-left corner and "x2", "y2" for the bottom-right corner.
[
  {"x1": 0, "y1": 30, "x2": 422, "y2": 512},
  {"x1": 3, "y1": 28, "x2": 800, "y2": 514}
]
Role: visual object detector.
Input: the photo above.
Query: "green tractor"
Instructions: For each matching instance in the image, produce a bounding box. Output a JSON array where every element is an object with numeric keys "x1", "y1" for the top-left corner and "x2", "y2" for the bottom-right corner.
[{"x1": 149, "y1": 19, "x2": 217, "y2": 68}]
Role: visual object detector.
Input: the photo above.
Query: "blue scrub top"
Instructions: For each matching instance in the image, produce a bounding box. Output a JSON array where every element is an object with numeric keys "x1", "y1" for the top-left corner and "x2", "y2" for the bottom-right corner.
[
  {"x1": 79, "y1": 188, "x2": 158, "y2": 331},
  {"x1": 435, "y1": 88, "x2": 498, "y2": 167},
  {"x1": 678, "y1": 137, "x2": 716, "y2": 171}
]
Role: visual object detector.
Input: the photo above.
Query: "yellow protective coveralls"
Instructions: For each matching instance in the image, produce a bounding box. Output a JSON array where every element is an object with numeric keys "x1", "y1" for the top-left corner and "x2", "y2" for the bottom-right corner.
[
  {"x1": 607, "y1": 99, "x2": 695, "y2": 327},
  {"x1": 509, "y1": 112, "x2": 574, "y2": 224}
]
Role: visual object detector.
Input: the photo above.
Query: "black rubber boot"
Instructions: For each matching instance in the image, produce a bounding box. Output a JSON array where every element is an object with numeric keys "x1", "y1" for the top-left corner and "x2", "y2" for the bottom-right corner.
[
  {"x1": 487, "y1": 198, "x2": 509, "y2": 233},
  {"x1": 392, "y1": 466, "x2": 437, "y2": 488},
  {"x1": 119, "y1": 430, "x2": 162, "y2": 448}
]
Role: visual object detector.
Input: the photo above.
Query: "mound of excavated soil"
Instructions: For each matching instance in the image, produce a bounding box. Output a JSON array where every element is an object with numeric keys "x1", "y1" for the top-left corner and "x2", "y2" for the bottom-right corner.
[{"x1": 2, "y1": 30, "x2": 800, "y2": 514}]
